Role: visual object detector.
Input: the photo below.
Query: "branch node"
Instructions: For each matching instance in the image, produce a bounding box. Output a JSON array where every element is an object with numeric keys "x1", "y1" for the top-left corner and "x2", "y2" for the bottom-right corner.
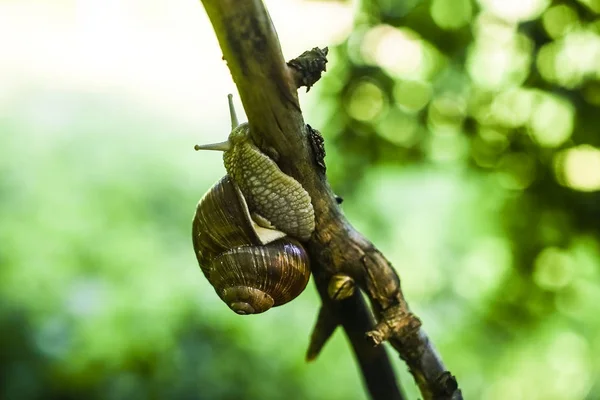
[
  {"x1": 436, "y1": 372, "x2": 460, "y2": 396},
  {"x1": 366, "y1": 306, "x2": 421, "y2": 346},
  {"x1": 366, "y1": 327, "x2": 388, "y2": 346}
]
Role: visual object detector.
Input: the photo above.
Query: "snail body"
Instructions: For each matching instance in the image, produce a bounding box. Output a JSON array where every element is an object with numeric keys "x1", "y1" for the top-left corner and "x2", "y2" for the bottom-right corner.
[
  {"x1": 223, "y1": 126, "x2": 315, "y2": 240},
  {"x1": 192, "y1": 95, "x2": 315, "y2": 315}
]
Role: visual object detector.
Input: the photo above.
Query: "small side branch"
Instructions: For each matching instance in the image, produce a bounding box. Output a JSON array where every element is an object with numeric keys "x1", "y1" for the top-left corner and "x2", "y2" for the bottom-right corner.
[
  {"x1": 199, "y1": 1, "x2": 462, "y2": 399},
  {"x1": 306, "y1": 305, "x2": 337, "y2": 361},
  {"x1": 287, "y1": 47, "x2": 329, "y2": 92},
  {"x1": 310, "y1": 288, "x2": 405, "y2": 400}
]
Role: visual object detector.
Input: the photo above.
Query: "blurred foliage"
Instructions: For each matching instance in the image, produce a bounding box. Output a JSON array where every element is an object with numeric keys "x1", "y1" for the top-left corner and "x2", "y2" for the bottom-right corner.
[
  {"x1": 1, "y1": 0, "x2": 600, "y2": 400},
  {"x1": 312, "y1": 0, "x2": 600, "y2": 398}
]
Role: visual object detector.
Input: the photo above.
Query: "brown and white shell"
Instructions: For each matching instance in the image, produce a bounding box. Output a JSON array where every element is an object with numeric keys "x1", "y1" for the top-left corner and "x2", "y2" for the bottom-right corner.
[{"x1": 192, "y1": 176, "x2": 311, "y2": 315}]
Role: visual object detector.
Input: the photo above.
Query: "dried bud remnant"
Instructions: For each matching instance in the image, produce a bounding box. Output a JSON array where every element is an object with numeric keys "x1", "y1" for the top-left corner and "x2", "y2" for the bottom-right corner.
[
  {"x1": 287, "y1": 47, "x2": 329, "y2": 92},
  {"x1": 328, "y1": 273, "x2": 355, "y2": 301}
]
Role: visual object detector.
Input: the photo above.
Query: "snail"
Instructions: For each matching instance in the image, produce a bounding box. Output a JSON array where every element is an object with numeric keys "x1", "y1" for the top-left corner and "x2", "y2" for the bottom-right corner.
[{"x1": 192, "y1": 94, "x2": 316, "y2": 315}]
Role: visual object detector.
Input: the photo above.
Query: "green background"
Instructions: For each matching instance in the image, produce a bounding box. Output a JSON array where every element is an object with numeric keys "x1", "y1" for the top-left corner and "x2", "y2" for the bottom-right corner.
[{"x1": 1, "y1": 0, "x2": 599, "y2": 399}]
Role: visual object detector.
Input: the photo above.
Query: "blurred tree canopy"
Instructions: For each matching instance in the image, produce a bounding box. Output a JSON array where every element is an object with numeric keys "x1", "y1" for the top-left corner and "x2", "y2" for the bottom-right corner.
[
  {"x1": 1, "y1": 0, "x2": 599, "y2": 399},
  {"x1": 315, "y1": 0, "x2": 600, "y2": 397}
]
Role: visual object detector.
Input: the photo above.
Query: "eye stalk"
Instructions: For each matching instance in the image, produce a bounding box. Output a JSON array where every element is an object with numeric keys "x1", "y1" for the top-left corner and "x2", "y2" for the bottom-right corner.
[
  {"x1": 194, "y1": 141, "x2": 231, "y2": 152},
  {"x1": 194, "y1": 94, "x2": 239, "y2": 152},
  {"x1": 227, "y1": 93, "x2": 239, "y2": 129}
]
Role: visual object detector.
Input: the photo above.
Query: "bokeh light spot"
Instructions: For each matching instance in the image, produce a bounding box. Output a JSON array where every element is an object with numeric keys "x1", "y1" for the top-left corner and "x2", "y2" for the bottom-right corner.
[
  {"x1": 538, "y1": 30, "x2": 600, "y2": 88},
  {"x1": 426, "y1": 130, "x2": 469, "y2": 163},
  {"x1": 536, "y1": 42, "x2": 559, "y2": 84},
  {"x1": 529, "y1": 93, "x2": 574, "y2": 147},
  {"x1": 377, "y1": 110, "x2": 420, "y2": 147},
  {"x1": 478, "y1": 0, "x2": 550, "y2": 23},
  {"x1": 427, "y1": 94, "x2": 467, "y2": 132},
  {"x1": 542, "y1": 5, "x2": 579, "y2": 39},
  {"x1": 491, "y1": 88, "x2": 534, "y2": 128},
  {"x1": 496, "y1": 152, "x2": 537, "y2": 190},
  {"x1": 555, "y1": 145, "x2": 600, "y2": 192},
  {"x1": 533, "y1": 247, "x2": 575, "y2": 290},
  {"x1": 545, "y1": 331, "x2": 593, "y2": 398},
  {"x1": 345, "y1": 79, "x2": 386, "y2": 122},
  {"x1": 393, "y1": 79, "x2": 432, "y2": 112},
  {"x1": 467, "y1": 30, "x2": 533, "y2": 90},
  {"x1": 453, "y1": 237, "x2": 511, "y2": 300},
  {"x1": 557, "y1": 30, "x2": 600, "y2": 86},
  {"x1": 430, "y1": 0, "x2": 473, "y2": 30},
  {"x1": 361, "y1": 25, "x2": 439, "y2": 80}
]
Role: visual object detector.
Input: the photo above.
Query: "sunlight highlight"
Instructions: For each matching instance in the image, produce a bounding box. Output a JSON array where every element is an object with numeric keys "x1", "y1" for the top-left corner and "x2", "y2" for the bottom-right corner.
[
  {"x1": 467, "y1": 23, "x2": 532, "y2": 89},
  {"x1": 491, "y1": 88, "x2": 534, "y2": 128},
  {"x1": 361, "y1": 25, "x2": 438, "y2": 80},
  {"x1": 555, "y1": 145, "x2": 600, "y2": 192},
  {"x1": 478, "y1": 0, "x2": 550, "y2": 23},
  {"x1": 529, "y1": 93, "x2": 574, "y2": 148}
]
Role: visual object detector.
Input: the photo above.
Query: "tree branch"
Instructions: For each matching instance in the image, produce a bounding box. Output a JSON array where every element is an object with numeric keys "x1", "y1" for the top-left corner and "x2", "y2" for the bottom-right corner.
[{"x1": 199, "y1": 1, "x2": 462, "y2": 399}]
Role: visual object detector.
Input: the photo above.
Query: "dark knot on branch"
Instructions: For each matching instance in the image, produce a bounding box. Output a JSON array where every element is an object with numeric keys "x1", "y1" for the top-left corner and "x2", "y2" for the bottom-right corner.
[{"x1": 287, "y1": 47, "x2": 329, "y2": 92}]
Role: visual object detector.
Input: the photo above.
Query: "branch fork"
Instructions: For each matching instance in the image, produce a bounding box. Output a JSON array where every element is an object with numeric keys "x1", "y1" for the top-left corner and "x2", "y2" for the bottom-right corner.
[{"x1": 199, "y1": 2, "x2": 462, "y2": 399}]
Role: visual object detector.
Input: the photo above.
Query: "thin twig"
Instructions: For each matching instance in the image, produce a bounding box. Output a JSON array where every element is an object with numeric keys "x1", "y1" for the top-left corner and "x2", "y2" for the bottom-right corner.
[{"x1": 198, "y1": 1, "x2": 462, "y2": 399}]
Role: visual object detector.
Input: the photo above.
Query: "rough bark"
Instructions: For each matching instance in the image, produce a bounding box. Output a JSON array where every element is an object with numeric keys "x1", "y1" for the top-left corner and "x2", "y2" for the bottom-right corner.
[{"x1": 199, "y1": 1, "x2": 463, "y2": 399}]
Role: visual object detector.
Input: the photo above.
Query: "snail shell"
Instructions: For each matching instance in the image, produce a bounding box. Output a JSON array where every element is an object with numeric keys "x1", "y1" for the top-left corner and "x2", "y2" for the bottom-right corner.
[
  {"x1": 192, "y1": 175, "x2": 311, "y2": 315},
  {"x1": 192, "y1": 94, "x2": 315, "y2": 315}
]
